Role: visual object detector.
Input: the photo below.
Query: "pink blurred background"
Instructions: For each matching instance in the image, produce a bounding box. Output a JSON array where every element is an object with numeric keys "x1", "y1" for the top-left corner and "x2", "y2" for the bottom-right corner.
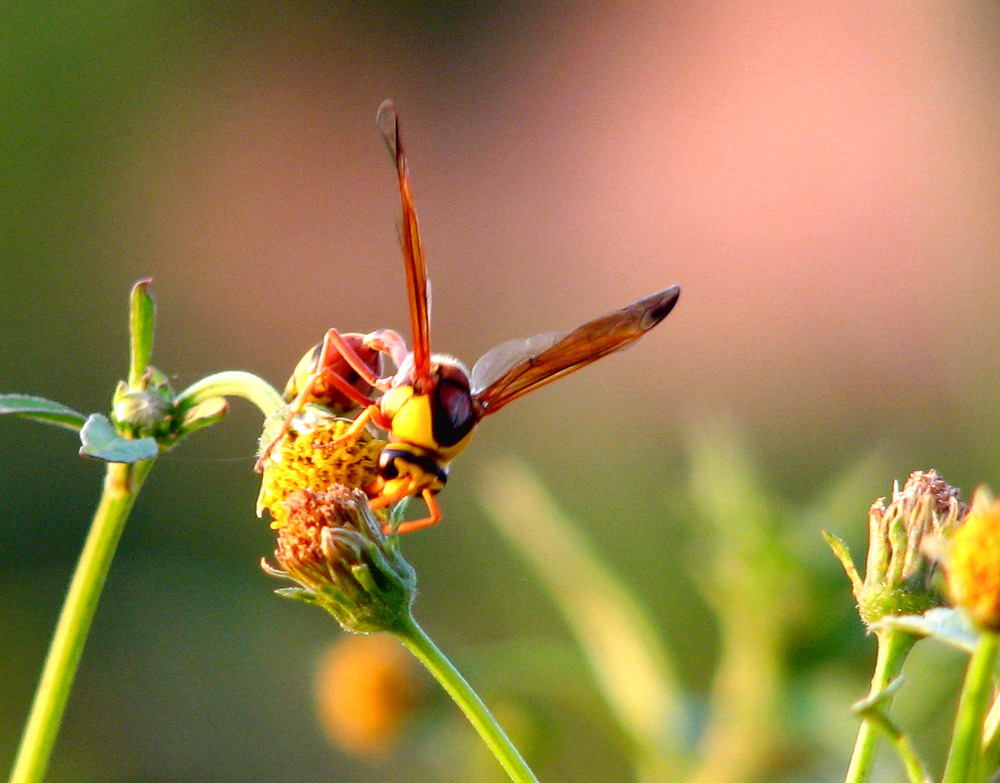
[{"x1": 3, "y1": 3, "x2": 1000, "y2": 781}]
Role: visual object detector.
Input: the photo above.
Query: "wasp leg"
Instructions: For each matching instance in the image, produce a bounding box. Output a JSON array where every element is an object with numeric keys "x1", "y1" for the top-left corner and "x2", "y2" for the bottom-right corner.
[
  {"x1": 255, "y1": 332, "x2": 382, "y2": 471},
  {"x1": 384, "y1": 490, "x2": 443, "y2": 535},
  {"x1": 322, "y1": 402, "x2": 393, "y2": 450},
  {"x1": 325, "y1": 328, "x2": 387, "y2": 389},
  {"x1": 368, "y1": 477, "x2": 414, "y2": 512},
  {"x1": 362, "y1": 329, "x2": 410, "y2": 377}
]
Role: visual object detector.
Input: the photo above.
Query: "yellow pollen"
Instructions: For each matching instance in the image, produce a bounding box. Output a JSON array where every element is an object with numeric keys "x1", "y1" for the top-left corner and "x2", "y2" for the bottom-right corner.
[{"x1": 257, "y1": 409, "x2": 386, "y2": 528}]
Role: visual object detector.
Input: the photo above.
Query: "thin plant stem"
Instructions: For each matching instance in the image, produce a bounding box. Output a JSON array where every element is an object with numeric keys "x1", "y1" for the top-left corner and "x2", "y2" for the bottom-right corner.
[
  {"x1": 844, "y1": 628, "x2": 917, "y2": 783},
  {"x1": 981, "y1": 691, "x2": 1000, "y2": 774},
  {"x1": 7, "y1": 459, "x2": 155, "y2": 783},
  {"x1": 176, "y1": 370, "x2": 284, "y2": 418},
  {"x1": 391, "y1": 613, "x2": 541, "y2": 783},
  {"x1": 942, "y1": 630, "x2": 1000, "y2": 783}
]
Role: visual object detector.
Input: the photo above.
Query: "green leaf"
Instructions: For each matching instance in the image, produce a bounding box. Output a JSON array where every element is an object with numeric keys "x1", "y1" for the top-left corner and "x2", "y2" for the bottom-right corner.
[
  {"x1": 875, "y1": 607, "x2": 978, "y2": 653},
  {"x1": 0, "y1": 393, "x2": 87, "y2": 431},
  {"x1": 78, "y1": 414, "x2": 158, "y2": 462},
  {"x1": 128, "y1": 279, "x2": 156, "y2": 388}
]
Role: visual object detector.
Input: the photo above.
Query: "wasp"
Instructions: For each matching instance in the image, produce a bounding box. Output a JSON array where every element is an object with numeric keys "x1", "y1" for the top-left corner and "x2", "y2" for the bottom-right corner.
[{"x1": 257, "y1": 100, "x2": 680, "y2": 533}]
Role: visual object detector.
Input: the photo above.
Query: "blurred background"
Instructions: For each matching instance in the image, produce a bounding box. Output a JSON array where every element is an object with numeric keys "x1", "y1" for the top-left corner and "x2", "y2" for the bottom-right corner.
[{"x1": 2, "y1": 2, "x2": 999, "y2": 781}]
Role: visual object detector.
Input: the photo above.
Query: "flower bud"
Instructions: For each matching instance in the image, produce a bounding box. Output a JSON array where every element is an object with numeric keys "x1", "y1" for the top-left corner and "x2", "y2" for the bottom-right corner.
[
  {"x1": 111, "y1": 367, "x2": 174, "y2": 438},
  {"x1": 828, "y1": 470, "x2": 965, "y2": 627},
  {"x1": 262, "y1": 485, "x2": 417, "y2": 634}
]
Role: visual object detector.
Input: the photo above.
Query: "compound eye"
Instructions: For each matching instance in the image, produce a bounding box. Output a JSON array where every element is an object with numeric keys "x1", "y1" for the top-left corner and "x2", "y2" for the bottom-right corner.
[{"x1": 432, "y1": 379, "x2": 477, "y2": 447}]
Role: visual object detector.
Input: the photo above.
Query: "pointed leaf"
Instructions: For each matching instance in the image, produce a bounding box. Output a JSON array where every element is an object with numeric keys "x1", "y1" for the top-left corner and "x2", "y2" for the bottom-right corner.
[
  {"x1": 875, "y1": 607, "x2": 978, "y2": 654},
  {"x1": 79, "y1": 414, "x2": 158, "y2": 462},
  {"x1": 129, "y1": 279, "x2": 156, "y2": 388},
  {"x1": 0, "y1": 393, "x2": 87, "y2": 431}
]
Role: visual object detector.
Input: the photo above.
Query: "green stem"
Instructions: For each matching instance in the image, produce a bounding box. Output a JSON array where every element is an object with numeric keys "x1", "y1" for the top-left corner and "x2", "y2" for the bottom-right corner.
[
  {"x1": 392, "y1": 614, "x2": 541, "y2": 783},
  {"x1": 175, "y1": 370, "x2": 284, "y2": 418},
  {"x1": 942, "y1": 630, "x2": 1000, "y2": 783},
  {"x1": 7, "y1": 459, "x2": 155, "y2": 783},
  {"x1": 844, "y1": 629, "x2": 917, "y2": 783},
  {"x1": 980, "y1": 690, "x2": 1000, "y2": 774}
]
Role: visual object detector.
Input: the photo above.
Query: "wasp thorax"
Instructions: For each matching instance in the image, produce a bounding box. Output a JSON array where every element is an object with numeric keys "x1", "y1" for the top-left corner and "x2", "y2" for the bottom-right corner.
[{"x1": 380, "y1": 354, "x2": 478, "y2": 457}]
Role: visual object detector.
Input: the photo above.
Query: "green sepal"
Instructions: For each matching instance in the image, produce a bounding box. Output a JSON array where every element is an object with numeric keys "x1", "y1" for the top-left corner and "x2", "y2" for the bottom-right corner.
[
  {"x1": 274, "y1": 587, "x2": 320, "y2": 604},
  {"x1": 128, "y1": 279, "x2": 156, "y2": 389},
  {"x1": 875, "y1": 607, "x2": 978, "y2": 654},
  {"x1": 823, "y1": 530, "x2": 864, "y2": 597},
  {"x1": 79, "y1": 414, "x2": 158, "y2": 462},
  {"x1": 0, "y1": 393, "x2": 87, "y2": 431},
  {"x1": 174, "y1": 396, "x2": 228, "y2": 437}
]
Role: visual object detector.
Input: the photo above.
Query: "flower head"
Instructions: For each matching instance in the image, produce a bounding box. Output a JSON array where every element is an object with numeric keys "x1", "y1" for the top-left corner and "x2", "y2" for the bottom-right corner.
[
  {"x1": 828, "y1": 470, "x2": 966, "y2": 627},
  {"x1": 262, "y1": 484, "x2": 417, "y2": 633},
  {"x1": 256, "y1": 404, "x2": 386, "y2": 528},
  {"x1": 945, "y1": 488, "x2": 1000, "y2": 630}
]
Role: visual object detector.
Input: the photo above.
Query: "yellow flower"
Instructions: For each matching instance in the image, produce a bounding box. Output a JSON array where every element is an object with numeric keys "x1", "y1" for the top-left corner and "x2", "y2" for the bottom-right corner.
[
  {"x1": 947, "y1": 489, "x2": 1000, "y2": 630},
  {"x1": 256, "y1": 404, "x2": 386, "y2": 528}
]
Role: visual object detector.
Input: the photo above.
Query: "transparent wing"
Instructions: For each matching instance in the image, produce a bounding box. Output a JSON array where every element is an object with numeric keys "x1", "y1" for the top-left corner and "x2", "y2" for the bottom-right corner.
[
  {"x1": 377, "y1": 99, "x2": 432, "y2": 382},
  {"x1": 471, "y1": 332, "x2": 565, "y2": 394},
  {"x1": 471, "y1": 286, "x2": 680, "y2": 416}
]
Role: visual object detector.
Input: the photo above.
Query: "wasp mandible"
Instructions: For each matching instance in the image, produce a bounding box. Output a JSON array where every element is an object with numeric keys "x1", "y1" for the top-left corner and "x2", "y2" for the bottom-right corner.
[{"x1": 257, "y1": 100, "x2": 680, "y2": 533}]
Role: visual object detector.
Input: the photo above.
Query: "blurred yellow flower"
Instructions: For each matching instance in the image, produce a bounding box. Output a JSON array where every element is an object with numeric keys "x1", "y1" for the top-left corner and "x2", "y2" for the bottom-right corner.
[
  {"x1": 314, "y1": 634, "x2": 423, "y2": 757},
  {"x1": 947, "y1": 489, "x2": 1000, "y2": 630}
]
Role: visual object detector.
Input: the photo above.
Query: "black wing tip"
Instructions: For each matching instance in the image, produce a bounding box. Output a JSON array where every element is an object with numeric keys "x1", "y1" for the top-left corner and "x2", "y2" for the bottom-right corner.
[{"x1": 640, "y1": 285, "x2": 680, "y2": 329}]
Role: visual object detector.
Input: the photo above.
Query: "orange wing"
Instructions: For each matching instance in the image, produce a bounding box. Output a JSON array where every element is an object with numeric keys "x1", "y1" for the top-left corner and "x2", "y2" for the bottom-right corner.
[
  {"x1": 377, "y1": 99, "x2": 432, "y2": 383},
  {"x1": 471, "y1": 286, "x2": 680, "y2": 416}
]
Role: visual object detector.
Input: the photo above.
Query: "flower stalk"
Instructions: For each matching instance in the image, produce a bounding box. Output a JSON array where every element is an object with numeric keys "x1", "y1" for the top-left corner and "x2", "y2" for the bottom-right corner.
[
  {"x1": 843, "y1": 628, "x2": 917, "y2": 783},
  {"x1": 829, "y1": 470, "x2": 965, "y2": 783},
  {"x1": 7, "y1": 459, "x2": 154, "y2": 783},
  {"x1": 262, "y1": 483, "x2": 540, "y2": 782},
  {"x1": 4, "y1": 281, "x2": 285, "y2": 783},
  {"x1": 392, "y1": 614, "x2": 541, "y2": 783},
  {"x1": 942, "y1": 631, "x2": 1000, "y2": 783}
]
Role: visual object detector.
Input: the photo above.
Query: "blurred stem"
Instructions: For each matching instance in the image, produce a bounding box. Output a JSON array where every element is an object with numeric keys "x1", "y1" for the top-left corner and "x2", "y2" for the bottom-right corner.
[
  {"x1": 942, "y1": 630, "x2": 1000, "y2": 783},
  {"x1": 391, "y1": 614, "x2": 541, "y2": 783},
  {"x1": 478, "y1": 457, "x2": 684, "y2": 782},
  {"x1": 176, "y1": 370, "x2": 284, "y2": 419},
  {"x1": 980, "y1": 690, "x2": 1000, "y2": 774},
  {"x1": 844, "y1": 629, "x2": 916, "y2": 783},
  {"x1": 7, "y1": 459, "x2": 155, "y2": 783}
]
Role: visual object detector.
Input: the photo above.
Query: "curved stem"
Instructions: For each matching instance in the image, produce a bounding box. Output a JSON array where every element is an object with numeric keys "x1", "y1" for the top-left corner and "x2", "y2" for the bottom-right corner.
[
  {"x1": 7, "y1": 459, "x2": 155, "y2": 783},
  {"x1": 942, "y1": 630, "x2": 1000, "y2": 783},
  {"x1": 844, "y1": 629, "x2": 916, "y2": 783},
  {"x1": 392, "y1": 614, "x2": 541, "y2": 783},
  {"x1": 175, "y1": 370, "x2": 284, "y2": 419}
]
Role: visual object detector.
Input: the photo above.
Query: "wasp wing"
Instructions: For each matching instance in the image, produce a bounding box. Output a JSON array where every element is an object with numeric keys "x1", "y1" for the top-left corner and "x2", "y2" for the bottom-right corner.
[
  {"x1": 471, "y1": 285, "x2": 680, "y2": 416},
  {"x1": 377, "y1": 99, "x2": 432, "y2": 382}
]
